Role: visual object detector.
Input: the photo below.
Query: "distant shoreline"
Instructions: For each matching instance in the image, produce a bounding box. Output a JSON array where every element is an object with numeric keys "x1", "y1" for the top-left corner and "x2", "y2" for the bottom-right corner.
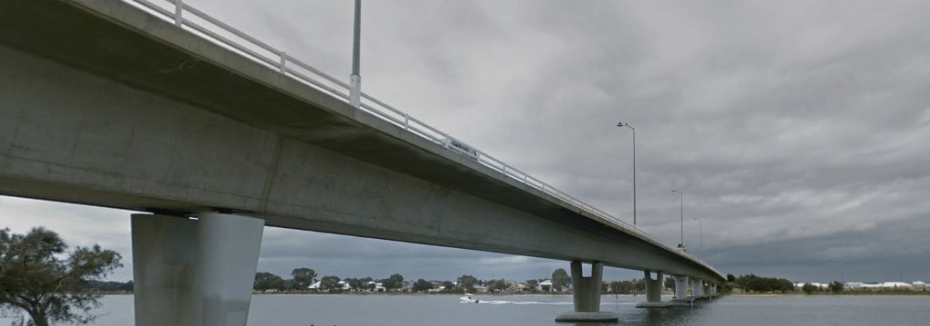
[
  {"x1": 250, "y1": 291, "x2": 576, "y2": 296},
  {"x1": 729, "y1": 292, "x2": 930, "y2": 297},
  {"x1": 91, "y1": 291, "x2": 930, "y2": 297}
]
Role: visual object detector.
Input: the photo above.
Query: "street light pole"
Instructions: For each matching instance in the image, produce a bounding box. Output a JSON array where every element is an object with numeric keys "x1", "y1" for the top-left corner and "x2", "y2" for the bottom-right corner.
[
  {"x1": 349, "y1": 0, "x2": 362, "y2": 108},
  {"x1": 693, "y1": 218, "x2": 702, "y2": 249},
  {"x1": 617, "y1": 122, "x2": 636, "y2": 228},
  {"x1": 672, "y1": 190, "x2": 683, "y2": 249}
]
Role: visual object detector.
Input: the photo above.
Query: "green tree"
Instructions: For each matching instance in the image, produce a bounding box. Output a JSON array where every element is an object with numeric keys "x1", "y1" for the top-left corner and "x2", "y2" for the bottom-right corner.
[
  {"x1": 442, "y1": 281, "x2": 456, "y2": 290},
  {"x1": 457, "y1": 275, "x2": 478, "y2": 292},
  {"x1": 726, "y1": 274, "x2": 736, "y2": 282},
  {"x1": 412, "y1": 279, "x2": 433, "y2": 292},
  {"x1": 551, "y1": 268, "x2": 571, "y2": 291},
  {"x1": 487, "y1": 279, "x2": 509, "y2": 292},
  {"x1": 664, "y1": 277, "x2": 676, "y2": 290},
  {"x1": 0, "y1": 227, "x2": 122, "y2": 326},
  {"x1": 609, "y1": 281, "x2": 623, "y2": 294},
  {"x1": 254, "y1": 272, "x2": 285, "y2": 292},
  {"x1": 525, "y1": 279, "x2": 539, "y2": 292},
  {"x1": 320, "y1": 275, "x2": 341, "y2": 291},
  {"x1": 632, "y1": 279, "x2": 645, "y2": 294},
  {"x1": 291, "y1": 268, "x2": 317, "y2": 290},
  {"x1": 382, "y1": 273, "x2": 404, "y2": 290},
  {"x1": 828, "y1": 281, "x2": 844, "y2": 294},
  {"x1": 359, "y1": 277, "x2": 376, "y2": 291},
  {"x1": 801, "y1": 283, "x2": 817, "y2": 295}
]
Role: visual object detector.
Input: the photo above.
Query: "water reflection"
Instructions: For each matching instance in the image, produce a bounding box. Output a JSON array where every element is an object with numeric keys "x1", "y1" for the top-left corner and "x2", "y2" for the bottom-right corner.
[
  {"x1": 560, "y1": 305, "x2": 701, "y2": 326},
  {"x1": 623, "y1": 305, "x2": 699, "y2": 326}
]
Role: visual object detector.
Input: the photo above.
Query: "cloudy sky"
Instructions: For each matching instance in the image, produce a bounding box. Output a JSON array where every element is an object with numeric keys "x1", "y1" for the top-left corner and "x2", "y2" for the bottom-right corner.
[{"x1": 3, "y1": 0, "x2": 929, "y2": 285}]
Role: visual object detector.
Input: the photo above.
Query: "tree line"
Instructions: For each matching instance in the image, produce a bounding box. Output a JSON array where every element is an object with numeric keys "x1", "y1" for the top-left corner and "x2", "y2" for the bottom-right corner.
[
  {"x1": 252, "y1": 267, "x2": 692, "y2": 295},
  {"x1": 727, "y1": 273, "x2": 844, "y2": 294}
]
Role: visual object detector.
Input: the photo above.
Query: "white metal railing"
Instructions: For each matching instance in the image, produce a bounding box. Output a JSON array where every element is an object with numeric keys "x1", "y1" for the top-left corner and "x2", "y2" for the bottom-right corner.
[{"x1": 121, "y1": 0, "x2": 719, "y2": 275}]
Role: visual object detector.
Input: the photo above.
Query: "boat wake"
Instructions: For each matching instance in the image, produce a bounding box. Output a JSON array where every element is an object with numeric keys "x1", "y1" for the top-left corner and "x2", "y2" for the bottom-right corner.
[{"x1": 463, "y1": 300, "x2": 633, "y2": 306}]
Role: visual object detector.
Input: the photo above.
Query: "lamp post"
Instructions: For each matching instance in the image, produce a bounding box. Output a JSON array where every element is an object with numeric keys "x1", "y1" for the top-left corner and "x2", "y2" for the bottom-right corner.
[
  {"x1": 617, "y1": 122, "x2": 636, "y2": 227},
  {"x1": 693, "y1": 218, "x2": 702, "y2": 249},
  {"x1": 349, "y1": 0, "x2": 362, "y2": 108},
  {"x1": 672, "y1": 190, "x2": 683, "y2": 249}
]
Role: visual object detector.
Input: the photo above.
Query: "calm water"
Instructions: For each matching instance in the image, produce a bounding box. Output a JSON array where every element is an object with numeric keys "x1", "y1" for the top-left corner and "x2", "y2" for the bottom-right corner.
[{"x1": 55, "y1": 294, "x2": 930, "y2": 326}]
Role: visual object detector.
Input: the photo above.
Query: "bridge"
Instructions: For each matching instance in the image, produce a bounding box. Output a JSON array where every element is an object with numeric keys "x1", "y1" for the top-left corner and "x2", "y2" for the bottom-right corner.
[{"x1": 0, "y1": 0, "x2": 725, "y2": 324}]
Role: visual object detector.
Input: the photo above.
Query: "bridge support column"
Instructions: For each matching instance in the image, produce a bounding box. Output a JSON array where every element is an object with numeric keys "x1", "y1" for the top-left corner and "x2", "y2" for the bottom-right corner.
[
  {"x1": 691, "y1": 278, "x2": 705, "y2": 298},
  {"x1": 673, "y1": 275, "x2": 689, "y2": 300},
  {"x1": 636, "y1": 271, "x2": 671, "y2": 308},
  {"x1": 555, "y1": 261, "x2": 617, "y2": 322},
  {"x1": 132, "y1": 213, "x2": 264, "y2": 326}
]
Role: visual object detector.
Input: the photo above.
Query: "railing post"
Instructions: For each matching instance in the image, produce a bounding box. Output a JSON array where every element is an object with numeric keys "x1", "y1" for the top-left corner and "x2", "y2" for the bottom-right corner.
[
  {"x1": 278, "y1": 51, "x2": 286, "y2": 73},
  {"x1": 174, "y1": 0, "x2": 183, "y2": 27}
]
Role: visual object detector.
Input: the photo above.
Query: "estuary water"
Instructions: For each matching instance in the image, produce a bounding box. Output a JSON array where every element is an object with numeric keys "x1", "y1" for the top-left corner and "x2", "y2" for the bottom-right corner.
[{"x1": 37, "y1": 294, "x2": 930, "y2": 326}]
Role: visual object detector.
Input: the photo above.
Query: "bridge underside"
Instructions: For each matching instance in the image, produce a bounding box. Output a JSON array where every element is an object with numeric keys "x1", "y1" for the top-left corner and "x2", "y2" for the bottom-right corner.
[{"x1": 0, "y1": 0, "x2": 723, "y2": 284}]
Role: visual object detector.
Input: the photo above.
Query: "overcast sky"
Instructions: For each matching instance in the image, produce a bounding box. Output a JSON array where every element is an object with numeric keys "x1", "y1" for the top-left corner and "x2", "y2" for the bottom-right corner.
[{"x1": 2, "y1": 0, "x2": 929, "y2": 285}]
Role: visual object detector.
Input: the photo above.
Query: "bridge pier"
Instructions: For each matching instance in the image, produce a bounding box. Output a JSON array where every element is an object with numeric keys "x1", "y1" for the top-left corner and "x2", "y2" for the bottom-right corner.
[
  {"x1": 636, "y1": 271, "x2": 672, "y2": 308},
  {"x1": 691, "y1": 278, "x2": 705, "y2": 298},
  {"x1": 555, "y1": 261, "x2": 618, "y2": 322},
  {"x1": 673, "y1": 275, "x2": 689, "y2": 299},
  {"x1": 131, "y1": 213, "x2": 264, "y2": 326}
]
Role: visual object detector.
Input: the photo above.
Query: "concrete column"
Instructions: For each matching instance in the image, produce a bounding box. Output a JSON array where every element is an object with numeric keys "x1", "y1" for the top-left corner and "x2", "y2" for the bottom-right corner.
[
  {"x1": 555, "y1": 261, "x2": 617, "y2": 322},
  {"x1": 131, "y1": 213, "x2": 264, "y2": 326},
  {"x1": 570, "y1": 260, "x2": 602, "y2": 312},
  {"x1": 636, "y1": 271, "x2": 671, "y2": 308},
  {"x1": 131, "y1": 214, "x2": 198, "y2": 326},
  {"x1": 709, "y1": 283, "x2": 717, "y2": 295},
  {"x1": 644, "y1": 271, "x2": 663, "y2": 303},
  {"x1": 197, "y1": 212, "x2": 265, "y2": 326},
  {"x1": 673, "y1": 275, "x2": 689, "y2": 299},
  {"x1": 691, "y1": 278, "x2": 705, "y2": 298}
]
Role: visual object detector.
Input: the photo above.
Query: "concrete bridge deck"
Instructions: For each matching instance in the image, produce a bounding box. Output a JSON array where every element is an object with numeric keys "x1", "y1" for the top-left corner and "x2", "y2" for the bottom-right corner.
[{"x1": 0, "y1": 0, "x2": 724, "y2": 284}]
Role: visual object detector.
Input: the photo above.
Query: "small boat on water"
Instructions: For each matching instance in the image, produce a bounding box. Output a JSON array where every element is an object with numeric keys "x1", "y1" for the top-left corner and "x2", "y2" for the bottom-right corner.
[{"x1": 459, "y1": 293, "x2": 479, "y2": 303}]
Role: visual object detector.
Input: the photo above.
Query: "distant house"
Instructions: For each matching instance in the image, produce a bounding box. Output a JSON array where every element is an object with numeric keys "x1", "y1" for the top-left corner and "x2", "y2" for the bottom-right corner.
[
  {"x1": 912, "y1": 281, "x2": 926, "y2": 289},
  {"x1": 539, "y1": 280, "x2": 553, "y2": 292},
  {"x1": 845, "y1": 282, "x2": 863, "y2": 290},
  {"x1": 794, "y1": 282, "x2": 828, "y2": 289},
  {"x1": 879, "y1": 282, "x2": 913, "y2": 289},
  {"x1": 845, "y1": 281, "x2": 916, "y2": 290},
  {"x1": 367, "y1": 281, "x2": 385, "y2": 292},
  {"x1": 308, "y1": 282, "x2": 321, "y2": 291}
]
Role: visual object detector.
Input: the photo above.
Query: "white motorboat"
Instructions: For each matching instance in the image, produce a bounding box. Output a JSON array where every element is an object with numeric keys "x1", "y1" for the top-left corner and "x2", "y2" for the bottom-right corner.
[{"x1": 459, "y1": 293, "x2": 479, "y2": 303}]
